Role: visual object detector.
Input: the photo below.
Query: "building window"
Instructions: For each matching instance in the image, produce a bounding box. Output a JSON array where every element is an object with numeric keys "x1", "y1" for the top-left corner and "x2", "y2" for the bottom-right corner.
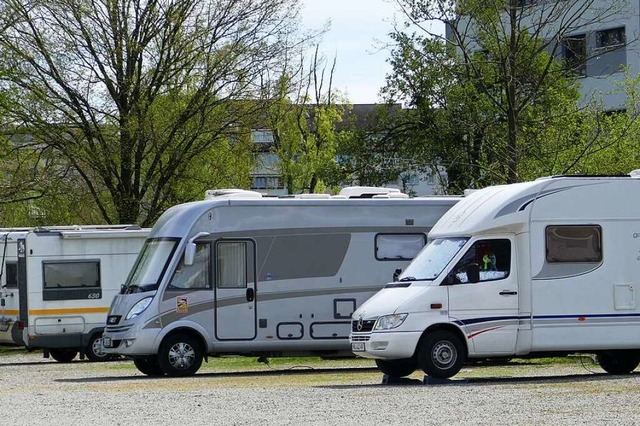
[
  {"x1": 375, "y1": 234, "x2": 426, "y2": 261},
  {"x1": 596, "y1": 27, "x2": 625, "y2": 49},
  {"x1": 251, "y1": 129, "x2": 274, "y2": 144},
  {"x1": 251, "y1": 176, "x2": 267, "y2": 189},
  {"x1": 546, "y1": 225, "x2": 602, "y2": 263},
  {"x1": 562, "y1": 34, "x2": 586, "y2": 76},
  {"x1": 251, "y1": 176, "x2": 284, "y2": 190}
]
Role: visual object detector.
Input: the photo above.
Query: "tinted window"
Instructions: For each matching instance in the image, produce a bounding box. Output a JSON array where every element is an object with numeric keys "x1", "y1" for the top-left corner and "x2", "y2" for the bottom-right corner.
[
  {"x1": 376, "y1": 234, "x2": 426, "y2": 261},
  {"x1": 5, "y1": 261, "x2": 17, "y2": 288},
  {"x1": 597, "y1": 27, "x2": 625, "y2": 49},
  {"x1": 217, "y1": 241, "x2": 248, "y2": 289},
  {"x1": 562, "y1": 34, "x2": 586, "y2": 76},
  {"x1": 167, "y1": 243, "x2": 211, "y2": 290},
  {"x1": 449, "y1": 239, "x2": 511, "y2": 284},
  {"x1": 43, "y1": 261, "x2": 100, "y2": 289},
  {"x1": 546, "y1": 225, "x2": 602, "y2": 263},
  {"x1": 124, "y1": 238, "x2": 179, "y2": 292}
]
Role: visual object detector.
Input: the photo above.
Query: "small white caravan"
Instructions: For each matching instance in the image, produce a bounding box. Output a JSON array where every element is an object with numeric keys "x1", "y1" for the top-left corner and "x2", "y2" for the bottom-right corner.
[
  {"x1": 0, "y1": 226, "x2": 149, "y2": 361},
  {"x1": 101, "y1": 187, "x2": 460, "y2": 376},
  {"x1": 351, "y1": 175, "x2": 640, "y2": 378}
]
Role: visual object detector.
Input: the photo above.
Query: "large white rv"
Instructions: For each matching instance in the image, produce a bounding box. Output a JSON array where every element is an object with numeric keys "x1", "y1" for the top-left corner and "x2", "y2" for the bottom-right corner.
[
  {"x1": 0, "y1": 226, "x2": 148, "y2": 362},
  {"x1": 101, "y1": 188, "x2": 461, "y2": 376},
  {"x1": 350, "y1": 175, "x2": 640, "y2": 379}
]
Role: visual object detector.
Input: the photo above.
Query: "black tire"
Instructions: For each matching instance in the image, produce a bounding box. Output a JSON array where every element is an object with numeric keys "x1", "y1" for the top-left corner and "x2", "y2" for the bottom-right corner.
[
  {"x1": 85, "y1": 334, "x2": 111, "y2": 362},
  {"x1": 134, "y1": 357, "x2": 165, "y2": 376},
  {"x1": 418, "y1": 330, "x2": 466, "y2": 379},
  {"x1": 375, "y1": 358, "x2": 417, "y2": 377},
  {"x1": 158, "y1": 334, "x2": 203, "y2": 377},
  {"x1": 49, "y1": 348, "x2": 78, "y2": 363},
  {"x1": 597, "y1": 351, "x2": 640, "y2": 374}
]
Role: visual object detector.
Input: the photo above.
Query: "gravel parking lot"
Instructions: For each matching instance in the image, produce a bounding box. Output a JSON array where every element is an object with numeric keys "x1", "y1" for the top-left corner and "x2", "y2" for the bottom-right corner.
[{"x1": 0, "y1": 351, "x2": 638, "y2": 425}]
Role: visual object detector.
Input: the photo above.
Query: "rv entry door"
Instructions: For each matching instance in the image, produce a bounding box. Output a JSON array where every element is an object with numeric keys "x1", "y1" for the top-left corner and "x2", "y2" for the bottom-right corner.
[
  {"x1": 214, "y1": 240, "x2": 257, "y2": 340},
  {"x1": 446, "y1": 237, "x2": 519, "y2": 354}
]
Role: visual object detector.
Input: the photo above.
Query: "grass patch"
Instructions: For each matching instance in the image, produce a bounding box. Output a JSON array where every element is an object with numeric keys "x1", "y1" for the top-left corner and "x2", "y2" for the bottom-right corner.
[
  {"x1": 105, "y1": 355, "x2": 376, "y2": 373},
  {"x1": 509, "y1": 356, "x2": 591, "y2": 365},
  {"x1": 0, "y1": 346, "x2": 33, "y2": 356}
]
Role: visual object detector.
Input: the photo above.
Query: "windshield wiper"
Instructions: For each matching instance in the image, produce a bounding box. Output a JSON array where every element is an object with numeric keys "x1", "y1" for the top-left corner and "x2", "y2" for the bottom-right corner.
[
  {"x1": 122, "y1": 284, "x2": 144, "y2": 294},
  {"x1": 399, "y1": 276, "x2": 416, "y2": 281}
]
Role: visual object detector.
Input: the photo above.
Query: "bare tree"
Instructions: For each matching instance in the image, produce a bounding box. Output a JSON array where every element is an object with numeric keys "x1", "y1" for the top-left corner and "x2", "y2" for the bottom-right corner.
[
  {"x1": 263, "y1": 45, "x2": 346, "y2": 194},
  {"x1": 0, "y1": 0, "x2": 307, "y2": 225}
]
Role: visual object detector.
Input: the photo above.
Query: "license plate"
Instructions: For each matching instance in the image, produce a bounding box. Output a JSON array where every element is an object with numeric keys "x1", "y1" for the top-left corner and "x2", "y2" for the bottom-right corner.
[
  {"x1": 351, "y1": 342, "x2": 365, "y2": 352},
  {"x1": 102, "y1": 337, "x2": 112, "y2": 348}
]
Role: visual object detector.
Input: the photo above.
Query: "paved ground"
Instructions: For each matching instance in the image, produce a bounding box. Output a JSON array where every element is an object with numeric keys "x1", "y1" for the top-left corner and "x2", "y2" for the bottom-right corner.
[{"x1": 0, "y1": 351, "x2": 638, "y2": 425}]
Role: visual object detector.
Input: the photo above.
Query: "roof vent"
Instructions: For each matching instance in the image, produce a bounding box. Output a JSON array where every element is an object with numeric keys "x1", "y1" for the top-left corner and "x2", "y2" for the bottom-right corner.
[
  {"x1": 204, "y1": 189, "x2": 263, "y2": 200},
  {"x1": 294, "y1": 193, "x2": 332, "y2": 199},
  {"x1": 337, "y1": 186, "x2": 404, "y2": 199}
]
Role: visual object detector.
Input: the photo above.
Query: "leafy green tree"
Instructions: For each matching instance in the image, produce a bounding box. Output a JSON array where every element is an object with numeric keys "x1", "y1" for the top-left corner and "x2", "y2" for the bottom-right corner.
[
  {"x1": 333, "y1": 104, "x2": 425, "y2": 188},
  {"x1": 383, "y1": 0, "x2": 630, "y2": 192},
  {"x1": 0, "y1": 0, "x2": 306, "y2": 226}
]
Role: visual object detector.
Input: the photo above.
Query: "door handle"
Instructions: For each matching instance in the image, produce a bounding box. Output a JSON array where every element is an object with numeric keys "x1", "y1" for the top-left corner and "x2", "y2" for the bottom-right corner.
[
  {"x1": 499, "y1": 290, "x2": 517, "y2": 296},
  {"x1": 246, "y1": 288, "x2": 255, "y2": 302}
]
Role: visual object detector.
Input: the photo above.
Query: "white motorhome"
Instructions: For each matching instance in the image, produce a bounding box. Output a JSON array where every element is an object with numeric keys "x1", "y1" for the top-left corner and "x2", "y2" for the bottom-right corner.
[
  {"x1": 350, "y1": 175, "x2": 640, "y2": 379},
  {"x1": 101, "y1": 187, "x2": 461, "y2": 376},
  {"x1": 0, "y1": 226, "x2": 149, "y2": 362}
]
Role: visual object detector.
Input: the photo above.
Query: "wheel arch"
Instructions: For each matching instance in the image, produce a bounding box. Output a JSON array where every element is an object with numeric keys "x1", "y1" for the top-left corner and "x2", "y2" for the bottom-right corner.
[
  {"x1": 160, "y1": 326, "x2": 208, "y2": 360},
  {"x1": 417, "y1": 323, "x2": 469, "y2": 358},
  {"x1": 153, "y1": 319, "x2": 212, "y2": 354}
]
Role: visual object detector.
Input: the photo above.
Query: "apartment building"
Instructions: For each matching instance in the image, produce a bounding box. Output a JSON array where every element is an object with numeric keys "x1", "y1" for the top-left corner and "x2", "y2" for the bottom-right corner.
[
  {"x1": 448, "y1": 0, "x2": 638, "y2": 111},
  {"x1": 557, "y1": 0, "x2": 638, "y2": 110},
  {"x1": 248, "y1": 104, "x2": 446, "y2": 196}
]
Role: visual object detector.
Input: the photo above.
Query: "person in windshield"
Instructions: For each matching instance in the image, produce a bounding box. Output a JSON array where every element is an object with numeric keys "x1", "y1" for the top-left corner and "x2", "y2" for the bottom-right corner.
[{"x1": 482, "y1": 252, "x2": 497, "y2": 271}]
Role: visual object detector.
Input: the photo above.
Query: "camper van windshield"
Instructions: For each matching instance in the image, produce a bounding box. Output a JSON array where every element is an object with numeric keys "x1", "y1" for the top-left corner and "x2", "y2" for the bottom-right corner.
[
  {"x1": 399, "y1": 237, "x2": 468, "y2": 281},
  {"x1": 123, "y1": 238, "x2": 179, "y2": 293}
]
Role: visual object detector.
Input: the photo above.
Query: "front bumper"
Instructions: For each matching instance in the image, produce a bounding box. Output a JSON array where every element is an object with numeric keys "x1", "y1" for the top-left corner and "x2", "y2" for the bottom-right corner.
[
  {"x1": 102, "y1": 327, "x2": 159, "y2": 357},
  {"x1": 350, "y1": 330, "x2": 422, "y2": 360}
]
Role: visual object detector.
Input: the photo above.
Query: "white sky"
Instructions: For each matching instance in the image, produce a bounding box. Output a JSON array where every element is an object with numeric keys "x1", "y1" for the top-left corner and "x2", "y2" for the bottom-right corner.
[{"x1": 300, "y1": 0, "x2": 400, "y2": 104}]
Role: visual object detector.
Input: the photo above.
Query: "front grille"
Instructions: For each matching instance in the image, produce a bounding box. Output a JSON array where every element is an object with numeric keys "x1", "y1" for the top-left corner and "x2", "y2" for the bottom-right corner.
[
  {"x1": 105, "y1": 325, "x2": 132, "y2": 333},
  {"x1": 351, "y1": 319, "x2": 376, "y2": 333},
  {"x1": 350, "y1": 335, "x2": 370, "y2": 342}
]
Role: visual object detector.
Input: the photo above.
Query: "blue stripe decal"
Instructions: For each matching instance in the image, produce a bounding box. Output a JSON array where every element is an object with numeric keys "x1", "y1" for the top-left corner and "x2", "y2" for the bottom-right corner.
[
  {"x1": 535, "y1": 313, "x2": 640, "y2": 319},
  {"x1": 454, "y1": 313, "x2": 640, "y2": 327}
]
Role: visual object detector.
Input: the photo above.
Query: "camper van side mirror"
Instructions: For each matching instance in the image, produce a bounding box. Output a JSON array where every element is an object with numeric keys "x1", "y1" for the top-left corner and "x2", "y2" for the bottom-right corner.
[
  {"x1": 393, "y1": 268, "x2": 402, "y2": 282},
  {"x1": 466, "y1": 263, "x2": 480, "y2": 284},
  {"x1": 184, "y1": 243, "x2": 196, "y2": 266},
  {"x1": 184, "y1": 231, "x2": 211, "y2": 266}
]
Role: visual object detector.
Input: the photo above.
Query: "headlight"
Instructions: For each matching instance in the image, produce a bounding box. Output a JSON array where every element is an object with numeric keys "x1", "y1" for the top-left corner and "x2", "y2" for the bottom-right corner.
[
  {"x1": 125, "y1": 297, "x2": 153, "y2": 320},
  {"x1": 374, "y1": 313, "x2": 408, "y2": 330}
]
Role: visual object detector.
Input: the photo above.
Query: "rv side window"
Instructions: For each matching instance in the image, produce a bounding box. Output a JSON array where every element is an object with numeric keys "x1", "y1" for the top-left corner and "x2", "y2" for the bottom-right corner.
[
  {"x1": 375, "y1": 234, "x2": 426, "y2": 261},
  {"x1": 4, "y1": 261, "x2": 17, "y2": 288},
  {"x1": 450, "y1": 239, "x2": 511, "y2": 284},
  {"x1": 167, "y1": 243, "x2": 211, "y2": 290},
  {"x1": 217, "y1": 242, "x2": 248, "y2": 289},
  {"x1": 43, "y1": 261, "x2": 100, "y2": 289},
  {"x1": 546, "y1": 225, "x2": 602, "y2": 263}
]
